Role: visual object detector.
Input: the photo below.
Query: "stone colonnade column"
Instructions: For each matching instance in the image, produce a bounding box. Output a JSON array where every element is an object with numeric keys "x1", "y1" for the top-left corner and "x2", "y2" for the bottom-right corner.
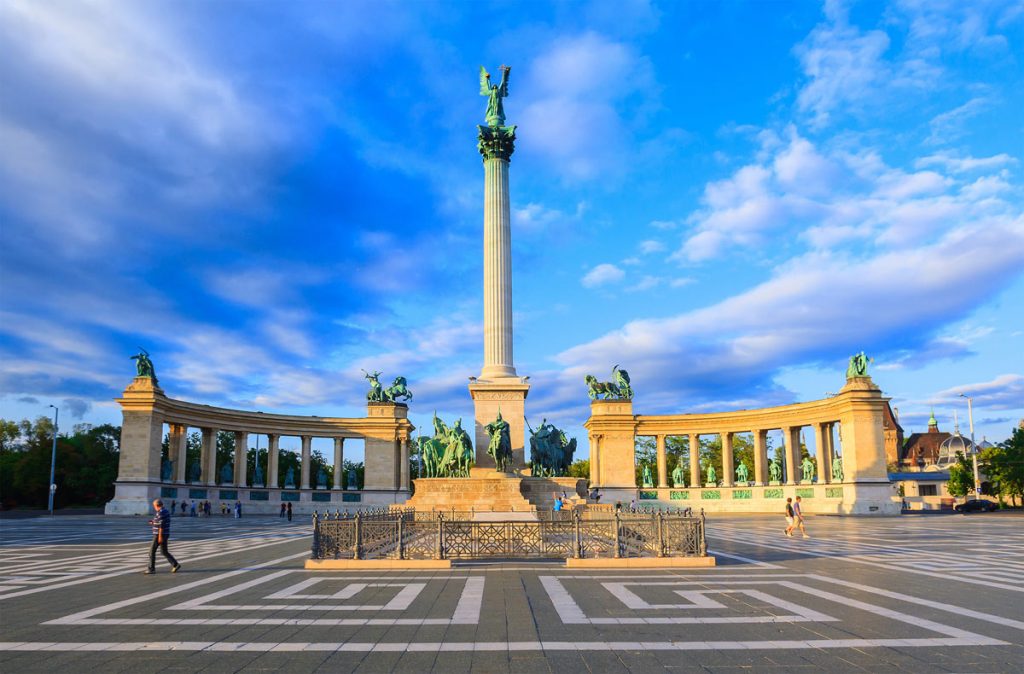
[
  {"x1": 234, "y1": 431, "x2": 248, "y2": 488},
  {"x1": 816, "y1": 423, "x2": 831, "y2": 484},
  {"x1": 300, "y1": 435, "x2": 312, "y2": 489},
  {"x1": 784, "y1": 426, "x2": 800, "y2": 484},
  {"x1": 753, "y1": 430, "x2": 767, "y2": 485},
  {"x1": 656, "y1": 435, "x2": 668, "y2": 488},
  {"x1": 201, "y1": 427, "x2": 218, "y2": 485},
  {"x1": 171, "y1": 424, "x2": 188, "y2": 483},
  {"x1": 688, "y1": 433, "x2": 701, "y2": 487},
  {"x1": 721, "y1": 432, "x2": 734, "y2": 487},
  {"x1": 267, "y1": 434, "x2": 280, "y2": 489},
  {"x1": 590, "y1": 435, "x2": 601, "y2": 487},
  {"x1": 400, "y1": 436, "x2": 410, "y2": 491},
  {"x1": 479, "y1": 126, "x2": 517, "y2": 379},
  {"x1": 333, "y1": 438, "x2": 345, "y2": 489}
]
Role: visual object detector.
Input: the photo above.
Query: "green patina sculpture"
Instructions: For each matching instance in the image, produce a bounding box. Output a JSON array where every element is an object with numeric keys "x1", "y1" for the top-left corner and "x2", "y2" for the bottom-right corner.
[
  {"x1": 220, "y1": 462, "x2": 233, "y2": 485},
  {"x1": 284, "y1": 466, "x2": 295, "y2": 489},
  {"x1": 641, "y1": 463, "x2": 654, "y2": 488},
  {"x1": 528, "y1": 418, "x2": 576, "y2": 477},
  {"x1": 161, "y1": 457, "x2": 173, "y2": 482},
  {"x1": 846, "y1": 351, "x2": 873, "y2": 378},
  {"x1": 585, "y1": 365, "x2": 634, "y2": 401},
  {"x1": 672, "y1": 463, "x2": 685, "y2": 487},
  {"x1": 422, "y1": 414, "x2": 474, "y2": 478},
  {"x1": 801, "y1": 456, "x2": 815, "y2": 482},
  {"x1": 486, "y1": 410, "x2": 514, "y2": 473},
  {"x1": 188, "y1": 461, "x2": 201, "y2": 483},
  {"x1": 769, "y1": 460, "x2": 782, "y2": 482},
  {"x1": 478, "y1": 65, "x2": 517, "y2": 161},
  {"x1": 480, "y1": 65, "x2": 510, "y2": 127},
  {"x1": 131, "y1": 347, "x2": 158, "y2": 383},
  {"x1": 736, "y1": 461, "x2": 750, "y2": 483},
  {"x1": 831, "y1": 455, "x2": 844, "y2": 482},
  {"x1": 364, "y1": 370, "x2": 412, "y2": 403},
  {"x1": 706, "y1": 464, "x2": 717, "y2": 486}
]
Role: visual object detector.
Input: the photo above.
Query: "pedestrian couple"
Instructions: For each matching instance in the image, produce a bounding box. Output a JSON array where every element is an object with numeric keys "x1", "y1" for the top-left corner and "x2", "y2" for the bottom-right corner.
[
  {"x1": 144, "y1": 499, "x2": 181, "y2": 575},
  {"x1": 785, "y1": 496, "x2": 810, "y2": 538}
]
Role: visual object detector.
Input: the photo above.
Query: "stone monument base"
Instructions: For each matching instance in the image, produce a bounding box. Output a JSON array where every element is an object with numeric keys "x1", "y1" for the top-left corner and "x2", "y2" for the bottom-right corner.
[{"x1": 404, "y1": 475, "x2": 587, "y2": 514}]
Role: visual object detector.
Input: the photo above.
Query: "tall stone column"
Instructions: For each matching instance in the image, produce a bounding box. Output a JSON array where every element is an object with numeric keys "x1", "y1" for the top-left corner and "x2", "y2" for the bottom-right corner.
[
  {"x1": 234, "y1": 431, "x2": 248, "y2": 488},
  {"x1": 201, "y1": 428, "x2": 218, "y2": 486},
  {"x1": 170, "y1": 424, "x2": 188, "y2": 483},
  {"x1": 753, "y1": 429, "x2": 767, "y2": 485},
  {"x1": 333, "y1": 438, "x2": 345, "y2": 489},
  {"x1": 470, "y1": 121, "x2": 530, "y2": 470},
  {"x1": 589, "y1": 435, "x2": 601, "y2": 487},
  {"x1": 816, "y1": 423, "x2": 831, "y2": 484},
  {"x1": 300, "y1": 435, "x2": 312, "y2": 489},
  {"x1": 480, "y1": 127, "x2": 516, "y2": 380},
  {"x1": 784, "y1": 426, "x2": 799, "y2": 485},
  {"x1": 689, "y1": 433, "x2": 701, "y2": 488},
  {"x1": 655, "y1": 435, "x2": 668, "y2": 488},
  {"x1": 267, "y1": 434, "x2": 280, "y2": 489},
  {"x1": 721, "y1": 432, "x2": 734, "y2": 487}
]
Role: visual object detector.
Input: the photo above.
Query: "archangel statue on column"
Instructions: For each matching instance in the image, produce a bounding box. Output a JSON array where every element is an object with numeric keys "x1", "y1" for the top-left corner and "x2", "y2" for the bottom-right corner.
[{"x1": 480, "y1": 65, "x2": 510, "y2": 127}]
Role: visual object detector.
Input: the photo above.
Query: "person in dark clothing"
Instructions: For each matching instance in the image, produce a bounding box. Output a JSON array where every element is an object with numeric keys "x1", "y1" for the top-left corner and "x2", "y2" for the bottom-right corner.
[
  {"x1": 145, "y1": 499, "x2": 180, "y2": 575},
  {"x1": 280, "y1": 503, "x2": 286, "y2": 518},
  {"x1": 286, "y1": 502, "x2": 293, "y2": 521}
]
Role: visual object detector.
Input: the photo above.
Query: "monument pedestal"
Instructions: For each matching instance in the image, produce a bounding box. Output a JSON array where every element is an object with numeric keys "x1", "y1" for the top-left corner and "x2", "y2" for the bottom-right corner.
[{"x1": 469, "y1": 378, "x2": 530, "y2": 469}]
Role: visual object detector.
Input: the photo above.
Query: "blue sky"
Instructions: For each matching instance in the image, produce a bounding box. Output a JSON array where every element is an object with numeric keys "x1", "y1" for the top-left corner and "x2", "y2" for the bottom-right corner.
[{"x1": 1, "y1": 0, "x2": 1022, "y2": 459}]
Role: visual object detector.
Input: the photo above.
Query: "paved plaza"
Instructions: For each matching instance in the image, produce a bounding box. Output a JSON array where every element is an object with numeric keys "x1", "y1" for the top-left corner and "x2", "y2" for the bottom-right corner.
[{"x1": 1, "y1": 512, "x2": 1022, "y2": 673}]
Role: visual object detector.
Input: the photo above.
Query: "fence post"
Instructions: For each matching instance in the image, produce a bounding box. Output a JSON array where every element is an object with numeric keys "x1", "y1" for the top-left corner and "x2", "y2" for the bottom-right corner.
[
  {"x1": 699, "y1": 509, "x2": 707, "y2": 556},
  {"x1": 573, "y1": 510, "x2": 582, "y2": 559},
  {"x1": 436, "y1": 513, "x2": 445, "y2": 560},
  {"x1": 613, "y1": 511, "x2": 621, "y2": 559},
  {"x1": 397, "y1": 512, "x2": 405, "y2": 560},
  {"x1": 354, "y1": 512, "x2": 363, "y2": 560},
  {"x1": 656, "y1": 512, "x2": 665, "y2": 558},
  {"x1": 311, "y1": 511, "x2": 320, "y2": 560}
]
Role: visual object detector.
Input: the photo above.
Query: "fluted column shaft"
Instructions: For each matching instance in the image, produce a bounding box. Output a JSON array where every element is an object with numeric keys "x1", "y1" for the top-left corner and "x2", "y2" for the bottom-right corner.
[
  {"x1": 400, "y1": 437, "x2": 410, "y2": 491},
  {"x1": 753, "y1": 430, "x2": 767, "y2": 485},
  {"x1": 267, "y1": 434, "x2": 280, "y2": 489},
  {"x1": 785, "y1": 426, "x2": 800, "y2": 484},
  {"x1": 590, "y1": 435, "x2": 601, "y2": 487},
  {"x1": 689, "y1": 434, "x2": 701, "y2": 488},
  {"x1": 333, "y1": 438, "x2": 345, "y2": 489},
  {"x1": 201, "y1": 428, "x2": 218, "y2": 485},
  {"x1": 721, "y1": 432, "x2": 734, "y2": 487},
  {"x1": 481, "y1": 156, "x2": 516, "y2": 379},
  {"x1": 655, "y1": 435, "x2": 668, "y2": 488},
  {"x1": 172, "y1": 424, "x2": 188, "y2": 483},
  {"x1": 300, "y1": 436, "x2": 312, "y2": 489},
  {"x1": 234, "y1": 431, "x2": 248, "y2": 488},
  {"x1": 816, "y1": 423, "x2": 831, "y2": 484}
]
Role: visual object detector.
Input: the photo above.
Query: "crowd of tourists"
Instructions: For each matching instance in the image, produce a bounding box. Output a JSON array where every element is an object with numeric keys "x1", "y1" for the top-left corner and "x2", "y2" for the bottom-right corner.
[{"x1": 168, "y1": 499, "x2": 243, "y2": 518}]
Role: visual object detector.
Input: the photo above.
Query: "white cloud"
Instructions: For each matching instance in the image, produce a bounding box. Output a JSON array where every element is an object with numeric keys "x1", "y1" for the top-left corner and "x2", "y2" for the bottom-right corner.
[
  {"x1": 916, "y1": 153, "x2": 1016, "y2": 174},
  {"x1": 930, "y1": 374, "x2": 1024, "y2": 410},
  {"x1": 638, "y1": 239, "x2": 666, "y2": 254},
  {"x1": 581, "y1": 263, "x2": 625, "y2": 288},
  {"x1": 926, "y1": 97, "x2": 990, "y2": 145}
]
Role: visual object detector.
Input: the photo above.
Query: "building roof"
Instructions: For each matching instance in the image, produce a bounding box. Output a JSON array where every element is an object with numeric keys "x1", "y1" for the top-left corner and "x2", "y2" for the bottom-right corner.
[{"x1": 889, "y1": 471, "x2": 950, "y2": 481}]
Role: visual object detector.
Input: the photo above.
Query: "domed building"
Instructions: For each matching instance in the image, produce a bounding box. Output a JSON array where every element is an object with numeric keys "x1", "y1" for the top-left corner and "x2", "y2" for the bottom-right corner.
[
  {"x1": 898, "y1": 411, "x2": 951, "y2": 469},
  {"x1": 934, "y1": 429, "x2": 976, "y2": 470}
]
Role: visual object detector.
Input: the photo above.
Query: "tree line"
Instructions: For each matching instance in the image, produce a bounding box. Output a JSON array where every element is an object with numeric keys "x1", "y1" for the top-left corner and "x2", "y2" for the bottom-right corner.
[{"x1": 947, "y1": 426, "x2": 1024, "y2": 506}]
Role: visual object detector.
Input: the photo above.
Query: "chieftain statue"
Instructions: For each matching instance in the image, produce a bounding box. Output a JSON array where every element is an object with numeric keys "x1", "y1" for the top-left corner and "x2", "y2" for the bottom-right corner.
[
  {"x1": 131, "y1": 347, "x2": 158, "y2": 383},
  {"x1": 672, "y1": 463, "x2": 685, "y2": 488},
  {"x1": 846, "y1": 351, "x2": 873, "y2": 379},
  {"x1": 769, "y1": 460, "x2": 782, "y2": 483},
  {"x1": 706, "y1": 464, "x2": 717, "y2": 487},
  {"x1": 253, "y1": 461, "x2": 264, "y2": 487},
  {"x1": 736, "y1": 461, "x2": 750, "y2": 484},
  {"x1": 284, "y1": 466, "x2": 296, "y2": 489},
  {"x1": 801, "y1": 456, "x2": 815, "y2": 482},
  {"x1": 641, "y1": 463, "x2": 654, "y2": 488},
  {"x1": 421, "y1": 414, "x2": 474, "y2": 478},
  {"x1": 528, "y1": 418, "x2": 576, "y2": 478},
  {"x1": 219, "y1": 462, "x2": 233, "y2": 485},
  {"x1": 485, "y1": 410, "x2": 514, "y2": 473},
  {"x1": 831, "y1": 455, "x2": 844, "y2": 482},
  {"x1": 161, "y1": 457, "x2": 173, "y2": 482},
  {"x1": 585, "y1": 365, "x2": 634, "y2": 400}
]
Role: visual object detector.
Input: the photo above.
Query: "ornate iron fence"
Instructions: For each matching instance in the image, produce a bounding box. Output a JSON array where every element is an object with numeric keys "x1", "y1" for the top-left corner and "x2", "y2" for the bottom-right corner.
[{"x1": 310, "y1": 510, "x2": 707, "y2": 561}]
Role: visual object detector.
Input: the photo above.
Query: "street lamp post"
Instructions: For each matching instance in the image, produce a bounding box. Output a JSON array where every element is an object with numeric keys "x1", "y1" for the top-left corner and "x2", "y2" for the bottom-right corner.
[
  {"x1": 960, "y1": 394, "x2": 981, "y2": 496},
  {"x1": 47, "y1": 405, "x2": 58, "y2": 515}
]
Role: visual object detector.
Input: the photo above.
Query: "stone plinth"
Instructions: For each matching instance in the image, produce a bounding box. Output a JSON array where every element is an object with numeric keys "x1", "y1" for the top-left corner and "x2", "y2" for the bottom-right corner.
[
  {"x1": 584, "y1": 399, "x2": 637, "y2": 488},
  {"x1": 469, "y1": 378, "x2": 530, "y2": 469},
  {"x1": 405, "y1": 476, "x2": 536, "y2": 512}
]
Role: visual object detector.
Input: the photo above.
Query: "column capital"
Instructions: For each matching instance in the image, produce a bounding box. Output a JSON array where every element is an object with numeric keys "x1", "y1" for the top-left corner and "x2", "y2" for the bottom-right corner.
[{"x1": 477, "y1": 124, "x2": 516, "y2": 161}]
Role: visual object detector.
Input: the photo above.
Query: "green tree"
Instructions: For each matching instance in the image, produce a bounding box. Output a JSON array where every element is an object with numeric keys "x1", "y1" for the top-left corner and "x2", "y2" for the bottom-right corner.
[
  {"x1": 984, "y1": 427, "x2": 1024, "y2": 507},
  {"x1": 567, "y1": 459, "x2": 589, "y2": 480},
  {"x1": 946, "y1": 451, "x2": 975, "y2": 499}
]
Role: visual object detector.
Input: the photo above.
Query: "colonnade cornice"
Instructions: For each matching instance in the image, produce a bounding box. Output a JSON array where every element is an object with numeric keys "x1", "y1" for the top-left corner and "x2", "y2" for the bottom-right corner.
[{"x1": 117, "y1": 386, "x2": 414, "y2": 439}]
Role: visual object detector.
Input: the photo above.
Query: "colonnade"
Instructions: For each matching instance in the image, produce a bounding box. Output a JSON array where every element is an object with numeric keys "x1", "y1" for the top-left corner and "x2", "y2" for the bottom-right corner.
[
  {"x1": 162, "y1": 425, "x2": 405, "y2": 490},
  {"x1": 637, "y1": 422, "x2": 840, "y2": 489}
]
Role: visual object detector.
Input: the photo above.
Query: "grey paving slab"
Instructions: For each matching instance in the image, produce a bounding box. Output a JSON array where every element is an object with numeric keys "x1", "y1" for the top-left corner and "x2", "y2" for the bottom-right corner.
[{"x1": 2, "y1": 513, "x2": 1023, "y2": 672}]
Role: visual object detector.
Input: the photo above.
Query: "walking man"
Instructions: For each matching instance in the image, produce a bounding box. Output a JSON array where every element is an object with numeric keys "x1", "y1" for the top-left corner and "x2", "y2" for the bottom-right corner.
[
  {"x1": 784, "y1": 497, "x2": 796, "y2": 537},
  {"x1": 793, "y1": 495, "x2": 810, "y2": 538},
  {"x1": 145, "y1": 499, "x2": 180, "y2": 575}
]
